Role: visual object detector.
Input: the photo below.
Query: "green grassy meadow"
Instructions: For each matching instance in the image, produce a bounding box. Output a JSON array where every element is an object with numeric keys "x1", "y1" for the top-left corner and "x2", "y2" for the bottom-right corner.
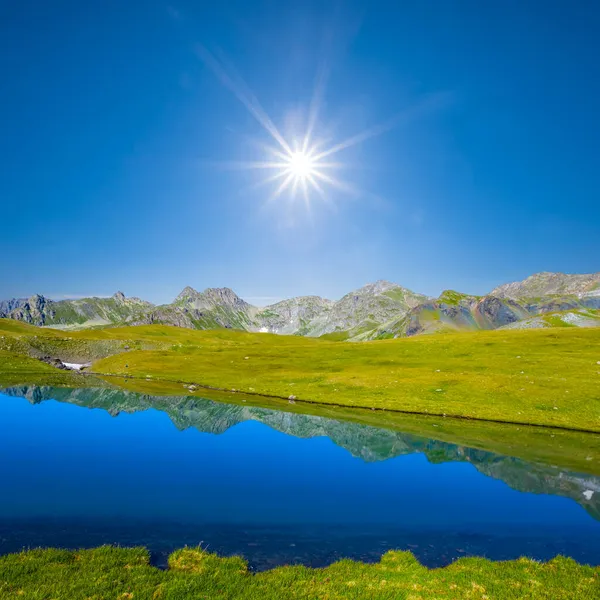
[
  {"x1": 0, "y1": 546, "x2": 598, "y2": 600},
  {"x1": 1, "y1": 318, "x2": 599, "y2": 432}
]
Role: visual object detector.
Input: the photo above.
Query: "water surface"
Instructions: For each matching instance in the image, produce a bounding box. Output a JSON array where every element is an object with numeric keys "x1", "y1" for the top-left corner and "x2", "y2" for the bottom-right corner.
[{"x1": 0, "y1": 386, "x2": 599, "y2": 569}]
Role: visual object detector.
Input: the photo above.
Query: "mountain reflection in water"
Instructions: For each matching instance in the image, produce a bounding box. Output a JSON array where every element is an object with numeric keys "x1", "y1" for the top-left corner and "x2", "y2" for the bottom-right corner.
[{"x1": 0, "y1": 385, "x2": 598, "y2": 570}]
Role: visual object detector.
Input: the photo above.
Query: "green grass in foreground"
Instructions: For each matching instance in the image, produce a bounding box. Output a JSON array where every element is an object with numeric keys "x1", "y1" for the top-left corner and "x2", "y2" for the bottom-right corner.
[
  {"x1": 0, "y1": 546, "x2": 597, "y2": 600},
  {"x1": 1, "y1": 319, "x2": 600, "y2": 432}
]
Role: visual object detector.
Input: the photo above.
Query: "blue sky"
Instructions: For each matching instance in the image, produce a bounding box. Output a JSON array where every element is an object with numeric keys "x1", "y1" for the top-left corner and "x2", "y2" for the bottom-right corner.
[{"x1": 1, "y1": 1, "x2": 599, "y2": 305}]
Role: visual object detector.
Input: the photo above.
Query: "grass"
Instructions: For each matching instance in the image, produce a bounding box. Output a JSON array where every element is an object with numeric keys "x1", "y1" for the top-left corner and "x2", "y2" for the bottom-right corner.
[
  {"x1": 0, "y1": 546, "x2": 597, "y2": 599},
  {"x1": 94, "y1": 327, "x2": 600, "y2": 432},
  {"x1": 438, "y1": 289, "x2": 481, "y2": 305},
  {"x1": 0, "y1": 351, "x2": 95, "y2": 387},
  {"x1": 1, "y1": 318, "x2": 600, "y2": 432}
]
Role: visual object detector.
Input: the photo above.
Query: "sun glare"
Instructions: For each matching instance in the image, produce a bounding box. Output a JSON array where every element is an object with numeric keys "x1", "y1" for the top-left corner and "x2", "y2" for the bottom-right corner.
[
  {"x1": 287, "y1": 151, "x2": 314, "y2": 179},
  {"x1": 196, "y1": 45, "x2": 412, "y2": 212},
  {"x1": 243, "y1": 136, "x2": 352, "y2": 211}
]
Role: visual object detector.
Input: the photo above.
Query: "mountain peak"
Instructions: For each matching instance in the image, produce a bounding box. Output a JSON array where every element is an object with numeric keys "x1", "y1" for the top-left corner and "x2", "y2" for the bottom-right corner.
[
  {"x1": 174, "y1": 286, "x2": 249, "y2": 311},
  {"x1": 349, "y1": 280, "x2": 427, "y2": 300},
  {"x1": 354, "y1": 280, "x2": 399, "y2": 295},
  {"x1": 203, "y1": 286, "x2": 237, "y2": 295},
  {"x1": 113, "y1": 291, "x2": 126, "y2": 302},
  {"x1": 438, "y1": 290, "x2": 480, "y2": 304},
  {"x1": 201, "y1": 287, "x2": 248, "y2": 307},
  {"x1": 175, "y1": 286, "x2": 199, "y2": 302}
]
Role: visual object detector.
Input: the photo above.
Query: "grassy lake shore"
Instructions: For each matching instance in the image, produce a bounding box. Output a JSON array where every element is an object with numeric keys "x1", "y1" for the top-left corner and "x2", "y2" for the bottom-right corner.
[
  {"x1": 0, "y1": 546, "x2": 598, "y2": 600},
  {"x1": 1, "y1": 319, "x2": 599, "y2": 432}
]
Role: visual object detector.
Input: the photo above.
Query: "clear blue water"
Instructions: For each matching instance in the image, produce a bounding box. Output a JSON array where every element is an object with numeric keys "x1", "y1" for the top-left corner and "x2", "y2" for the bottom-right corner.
[{"x1": 0, "y1": 386, "x2": 599, "y2": 570}]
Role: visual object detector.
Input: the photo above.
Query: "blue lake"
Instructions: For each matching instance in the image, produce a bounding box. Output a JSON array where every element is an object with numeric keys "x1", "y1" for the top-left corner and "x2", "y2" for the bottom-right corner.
[{"x1": 0, "y1": 386, "x2": 599, "y2": 570}]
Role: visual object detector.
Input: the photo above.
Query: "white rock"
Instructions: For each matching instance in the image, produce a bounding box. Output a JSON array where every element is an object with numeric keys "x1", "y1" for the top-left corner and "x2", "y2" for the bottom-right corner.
[{"x1": 62, "y1": 362, "x2": 90, "y2": 371}]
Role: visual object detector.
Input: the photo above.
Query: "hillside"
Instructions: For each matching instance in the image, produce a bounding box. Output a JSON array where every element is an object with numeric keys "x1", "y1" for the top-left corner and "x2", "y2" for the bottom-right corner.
[
  {"x1": 491, "y1": 271, "x2": 600, "y2": 298},
  {"x1": 500, "y1": 308, "x2": 600, "y2": 330},
  {"x1": 256, "y1": 296, "x2": 334, "y2": 334},
  {"x1": 1, "y1": 319, "x2": 599, "y2": 432},
  {"x1": 130, "y1": 286, "x2": 258, "y2": 330},
  {"x1": 0, "y1": 292, "x2": 152, "y2": 329},
  {"x1": 1, "y1": 272, "x2": 599, "y2": 339},
  {"x1": 370, "y1": 291, "x2": 600, "y2": 339}
]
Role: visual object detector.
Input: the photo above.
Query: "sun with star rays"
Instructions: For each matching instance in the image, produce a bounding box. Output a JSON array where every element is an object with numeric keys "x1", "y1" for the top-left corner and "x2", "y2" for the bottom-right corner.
[
  {"x1": 253, "y1": 140, "x2": 346, "y2": 209},
  {"x1": 196, "y1": 44, "x2": 444, "y2": 213}
]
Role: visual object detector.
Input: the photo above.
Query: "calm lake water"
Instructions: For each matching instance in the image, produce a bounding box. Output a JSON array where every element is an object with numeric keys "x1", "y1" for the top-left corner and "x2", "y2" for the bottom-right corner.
[{"x1": 0, "y1": 386, "x2": 599, "y2": 570}]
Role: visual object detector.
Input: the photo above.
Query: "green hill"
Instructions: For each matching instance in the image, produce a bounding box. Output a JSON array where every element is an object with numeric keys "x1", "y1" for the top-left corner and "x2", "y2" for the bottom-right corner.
[{"x1": 1, "y1": 318, "x2": 599, "y2": 433}]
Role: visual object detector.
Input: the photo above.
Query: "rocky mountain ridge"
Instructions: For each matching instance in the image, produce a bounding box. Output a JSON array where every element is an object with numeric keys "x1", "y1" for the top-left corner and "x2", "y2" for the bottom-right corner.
[
  {"x1": 1, "y1": 272, "x2": 599, "y2": 340},
  {"x1": 491, "y1": 271, "x2": 600, "y2": 299},
  {"x1": 0, "y1": 292, "x2": 152, "y2": 329}
]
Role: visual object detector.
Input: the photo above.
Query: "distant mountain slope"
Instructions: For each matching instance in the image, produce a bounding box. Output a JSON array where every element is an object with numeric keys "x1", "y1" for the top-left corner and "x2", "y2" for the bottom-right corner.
[
  {"x1": 499, "y1": 308, "x2": 600, "y2": 330},
  {"x1": 131, "y1": 287, "x2": 258, "y2": 330},
  {"x1": 256, "y1": 296, "x2": 334, "y2": 335},
  {"x1": 313, "y1": 280, "x2": 430, "y2": 338},
  {"x1": 365, "y1": 278, "x2": 600, "y2": 340},
  {"x1": 372, "y1": 294, "x2": 537, "y2": 339},
  {"x1": 0, "y1": 292, "x2": 152, "y2": 328},
  {"x1": 1, "y1": 272, "x2": 599, "y2": 338},
  {"x1": 117, "y1": 281, "x2": 430, "y2": 339},
  {"x1": 491, "y1": 272, "x2": 600, "y2": 299}
]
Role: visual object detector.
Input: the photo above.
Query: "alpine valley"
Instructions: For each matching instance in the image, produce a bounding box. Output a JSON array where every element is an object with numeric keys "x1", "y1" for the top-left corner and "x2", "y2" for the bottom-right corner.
[{"x1": 1, "y1": 271, "x2": 599, "y2": 341}]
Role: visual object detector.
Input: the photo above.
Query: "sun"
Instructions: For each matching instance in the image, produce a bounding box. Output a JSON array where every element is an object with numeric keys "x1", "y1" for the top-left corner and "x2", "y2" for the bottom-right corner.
[
  {"x1": 250, "y1": 140, "x2": 344, "y2": 209},
  {"x1": 198, "y1": 45, "x2": 444, "y2": 215},
  {"x1": 195, "y1": 46, "x2": 405, "y2": 210},
  {"x1": 286, "y1": 151, "x2": 315, "y2": 179}
]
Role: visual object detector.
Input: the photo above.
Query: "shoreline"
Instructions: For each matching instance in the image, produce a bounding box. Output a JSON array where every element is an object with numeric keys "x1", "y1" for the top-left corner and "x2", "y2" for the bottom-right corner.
[
  {"x1": 1, "y1": 545, "x2": 597, "y2": 599},
  {"x1": 90, "y1": 370, "x2": 600, "y2": 435}
]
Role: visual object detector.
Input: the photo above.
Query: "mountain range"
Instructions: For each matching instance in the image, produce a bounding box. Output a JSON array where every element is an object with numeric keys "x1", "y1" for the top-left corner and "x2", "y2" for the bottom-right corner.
[
  {"x1": 1, "y1": 271, "x2": 599, "y2": 341},
  {"x1": 4, "y1": 385, "x2": 599, "y2": 521}
]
